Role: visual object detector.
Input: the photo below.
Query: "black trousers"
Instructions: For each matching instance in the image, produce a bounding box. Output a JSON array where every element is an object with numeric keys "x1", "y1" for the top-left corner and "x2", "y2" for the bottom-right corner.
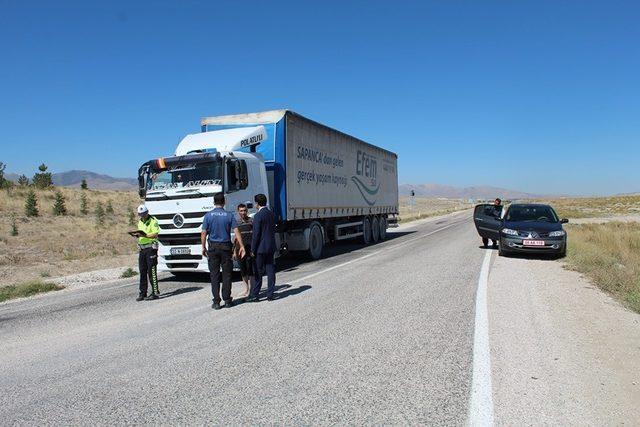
[
  {"x1": 482, "y1": 237, "x2": 498, "y2": 247},
  {"x1": 251, "y1": 252, "x2": 276, "y2": 298},
  {"x1": 139, "y1": 247, "x2": 159, "y2": 296},
  {"x1": 208, "y1": 243, "x2": 233, "y2": 304}
]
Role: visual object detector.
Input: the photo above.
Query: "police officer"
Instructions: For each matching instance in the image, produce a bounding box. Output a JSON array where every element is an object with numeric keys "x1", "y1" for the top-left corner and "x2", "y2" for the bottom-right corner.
[
  {"x1": 136, "y1": 204, "x2": 160, "y2": 301},
  {"x1": 201, "y1": 193, "x2": 246, "y2": 310}
]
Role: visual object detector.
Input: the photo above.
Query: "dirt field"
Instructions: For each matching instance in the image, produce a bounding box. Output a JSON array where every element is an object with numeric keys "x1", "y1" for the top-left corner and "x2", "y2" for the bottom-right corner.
[
  {"x1": 536, "y1": 194, "x2": 640, "y2": 219},
  {"x1": 399, "y1": 197, "x2": 472, "y2": 222},
  {"x1": 0, "y1": 187, "x2": 140, "y2": 288}
]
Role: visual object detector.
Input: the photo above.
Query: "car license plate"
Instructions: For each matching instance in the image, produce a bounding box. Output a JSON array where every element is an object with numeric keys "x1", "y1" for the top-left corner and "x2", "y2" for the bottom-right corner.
[
  {"x1": 170, "y1": 247, "x2": 191, "y2": 255},
  {"x1": 523, "y1": 240, "x2": 545, "y2": 246}
]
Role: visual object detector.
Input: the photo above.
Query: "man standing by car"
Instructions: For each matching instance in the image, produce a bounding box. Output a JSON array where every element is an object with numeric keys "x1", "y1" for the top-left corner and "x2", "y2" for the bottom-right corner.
[
  {"x1": 201, "y1": 193, "x2": 245, "y2": 310},
  {"x1": 233, "y1": 203, "x2": 253, "y2": 298},
  {"x1": 247, "y1": 193, "x2": 277, "y2": 302},
  {"x1": 482, "y1": 198, "x2": 503, "y2": 248}
]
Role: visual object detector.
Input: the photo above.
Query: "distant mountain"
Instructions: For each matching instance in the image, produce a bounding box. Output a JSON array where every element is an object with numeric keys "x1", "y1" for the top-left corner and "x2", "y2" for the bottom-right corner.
[
  {"x1": 4, "y1": 170, "x2": 137, "y2": 190},
  {"x1": 399, "y1": 183, "x2": 542, "y2": 199},
  {"x1": 52, "y1": 170, "x2": 137, "y2": 190}
]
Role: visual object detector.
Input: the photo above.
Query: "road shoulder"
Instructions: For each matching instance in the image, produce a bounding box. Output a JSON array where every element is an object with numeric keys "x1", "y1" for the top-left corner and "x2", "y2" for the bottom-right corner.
[{"x1": 487, "y1": 252, "x2": 640, "y2": 425}]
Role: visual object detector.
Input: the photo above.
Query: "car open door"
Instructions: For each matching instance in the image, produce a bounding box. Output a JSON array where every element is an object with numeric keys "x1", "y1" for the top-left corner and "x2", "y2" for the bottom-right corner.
[{"x1": 473, "y1": 204, "x2": 503, "y2": 241}]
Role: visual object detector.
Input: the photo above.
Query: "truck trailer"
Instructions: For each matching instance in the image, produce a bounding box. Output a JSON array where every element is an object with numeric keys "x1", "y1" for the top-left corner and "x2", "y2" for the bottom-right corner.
[{"x1": 137, "y1": 110, "x2": 398, "y2": 274}]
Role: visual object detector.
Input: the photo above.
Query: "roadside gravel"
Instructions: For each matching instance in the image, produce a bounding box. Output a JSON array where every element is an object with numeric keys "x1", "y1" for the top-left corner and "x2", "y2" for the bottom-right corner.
[{"x1": 488, "y1": 252, "x2": 640, "y2": 425}]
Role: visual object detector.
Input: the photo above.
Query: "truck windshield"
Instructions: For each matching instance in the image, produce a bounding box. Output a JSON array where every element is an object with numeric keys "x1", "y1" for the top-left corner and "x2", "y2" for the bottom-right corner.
[{"x1": 148, "y1": 161, "x2": 223, "y2": 191}]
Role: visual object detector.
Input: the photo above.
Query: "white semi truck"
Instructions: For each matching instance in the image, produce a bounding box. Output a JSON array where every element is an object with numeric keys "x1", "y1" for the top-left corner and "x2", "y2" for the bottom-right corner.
[{"x1": 137, "y1": 110, "x2": 398, "y2": 274}]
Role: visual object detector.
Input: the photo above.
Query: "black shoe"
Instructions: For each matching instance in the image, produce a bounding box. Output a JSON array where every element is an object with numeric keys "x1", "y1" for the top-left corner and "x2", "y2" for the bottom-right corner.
[
  {"x1": 266, "y1": 294, "x2": 279, "y2": 301},
  {"x1": 225, "y1": 300, "x2": 234, "y2": 308},
  {"x1": 145, "y1": 293, "x2": 159, "y2": 301},
  {"x1": 212, "y1": 302, "x2": 221, "y2": 310},
  {"x1": 245, "y1": 296, "x2": 260, "y2": 303},
  {"x1": 136, "y1": 294, "x2": 146, "y2": 302}
]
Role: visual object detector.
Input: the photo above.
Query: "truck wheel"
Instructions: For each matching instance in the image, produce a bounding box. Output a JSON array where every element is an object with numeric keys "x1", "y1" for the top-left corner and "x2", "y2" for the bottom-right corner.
[
  {"x1": 379, "y1": 217, "x2": 387, "y2": 241},
  {"x1": 371, "y1": 216, "x2": 380, "y2": 243},
  {"x1": 308, "y1": 223, "x2": 324, "y2": 260},
  {"x1": 362, "y1": 217, "x2": 372, "y2": 245}
]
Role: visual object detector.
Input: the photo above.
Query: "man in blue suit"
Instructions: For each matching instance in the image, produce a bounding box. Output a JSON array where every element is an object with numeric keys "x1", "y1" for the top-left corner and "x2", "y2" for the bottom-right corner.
[{"x1": 247, "y1": 193, "x2": 278, "y2": 302}]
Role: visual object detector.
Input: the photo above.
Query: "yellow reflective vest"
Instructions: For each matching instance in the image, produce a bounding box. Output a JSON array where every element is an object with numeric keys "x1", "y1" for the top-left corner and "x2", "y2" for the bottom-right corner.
[{"x1": 137, "y1": 216, "x2": 159, "y2": 245}]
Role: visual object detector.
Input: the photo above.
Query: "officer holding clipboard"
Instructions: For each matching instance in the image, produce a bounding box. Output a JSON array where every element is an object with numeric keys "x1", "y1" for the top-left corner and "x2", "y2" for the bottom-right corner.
[{"x1": 128, "y1": 204, "x2": 160, "y2": 301}]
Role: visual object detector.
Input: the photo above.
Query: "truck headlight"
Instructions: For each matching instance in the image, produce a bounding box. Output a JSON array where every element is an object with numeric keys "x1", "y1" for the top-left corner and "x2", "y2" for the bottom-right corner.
[
  {"x1": 548, "y1": 230, "x2": 566, "y2": 237},
  {"x1": 501, "y1": 228, "x2": 518, "y2": 236}
]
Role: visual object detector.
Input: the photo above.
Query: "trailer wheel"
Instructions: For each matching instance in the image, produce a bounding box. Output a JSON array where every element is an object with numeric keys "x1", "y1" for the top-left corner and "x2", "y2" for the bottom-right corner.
[
  {"x1": 362, "y1": 217, "x2": 372, "y2": 245},
  {"x1": 379, "y1": 216, "x2": 387, "y2": 241},
  {"x1": 371, "y1": 216, "x2": 380, "y2": 243},
  {"x1": 308, "y1": 223, "x2": 324, "y2": 260}
]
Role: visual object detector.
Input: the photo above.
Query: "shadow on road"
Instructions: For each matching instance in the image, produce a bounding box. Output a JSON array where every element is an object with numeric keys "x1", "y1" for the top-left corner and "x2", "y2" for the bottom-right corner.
[
  {"x1": 159, "y1": 286, "x2": 203, "y2": 299},
  {"x1": 272, "y1": 284, "x2": 311, "y2": 300}
]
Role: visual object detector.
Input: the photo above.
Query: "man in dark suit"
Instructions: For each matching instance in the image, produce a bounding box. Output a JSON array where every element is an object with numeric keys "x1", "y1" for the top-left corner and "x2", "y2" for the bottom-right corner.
[{"x1": 246, "y1": 193, "x2": 278, "y2": 302}]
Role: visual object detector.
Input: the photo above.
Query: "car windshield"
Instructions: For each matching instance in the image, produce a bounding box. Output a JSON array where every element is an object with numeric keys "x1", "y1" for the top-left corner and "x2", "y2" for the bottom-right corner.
[
  {"x1": 147, "y1": 161, "x2": 223, "y2": 191},
  {"x1": 506, "y1": 205, "x2": 559, "y2": 223}
]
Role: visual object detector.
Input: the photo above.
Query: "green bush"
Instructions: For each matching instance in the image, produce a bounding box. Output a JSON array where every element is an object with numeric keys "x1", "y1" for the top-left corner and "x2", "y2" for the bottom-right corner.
[
  {"x1": 25, "y1": 190, "x2": 39, "y2": 217},
  {"x1": 52, "y1": 191, "x2": 67, "y2": 216}
]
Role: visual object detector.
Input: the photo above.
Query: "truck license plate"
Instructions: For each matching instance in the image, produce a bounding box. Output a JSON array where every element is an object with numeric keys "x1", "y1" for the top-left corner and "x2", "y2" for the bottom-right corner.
[
  {"x1": 170, "y1": 247, "x2": 191, "y2": 255},
  {"x1": 523, "y1": 240, "x2": 545, "y2": 246}
]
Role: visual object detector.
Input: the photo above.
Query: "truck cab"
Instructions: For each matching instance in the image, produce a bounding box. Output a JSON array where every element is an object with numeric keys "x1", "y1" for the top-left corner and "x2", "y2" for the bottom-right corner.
[{"x1": 137, "y1": 126, "x2": 269, "y2": 274}]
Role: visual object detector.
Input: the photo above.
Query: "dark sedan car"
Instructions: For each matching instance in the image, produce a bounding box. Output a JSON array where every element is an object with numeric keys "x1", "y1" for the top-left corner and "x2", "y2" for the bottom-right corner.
[{"x1": 473, "y1": 203, "x2": 568, "y2": 257}]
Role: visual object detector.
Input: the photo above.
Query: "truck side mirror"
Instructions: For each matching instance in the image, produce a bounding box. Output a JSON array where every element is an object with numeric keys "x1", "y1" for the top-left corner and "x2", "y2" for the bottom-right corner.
[
  {"x1": 239, "y1": 160, "x2": 248, "y2": 189},
  {"x1": 560, "y1": 218, "x2": 569, "y2": 224},
  {"x1": 137, "y1": 168, "x2": 148, "y2": 198}
]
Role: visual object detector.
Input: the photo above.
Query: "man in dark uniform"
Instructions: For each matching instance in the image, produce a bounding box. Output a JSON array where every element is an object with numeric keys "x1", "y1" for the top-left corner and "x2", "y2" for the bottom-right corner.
[
  {"x1": 233, "y1": 203, "x2": 253, "y2": 298},
  {"x1": 246, "y1": 193, "x2": 278, "y2": 302},
  {"x1": 482, "y1": 198, "x2": 503, "y2": 248},
  {"x1": 201, "y1": 193, "x2": 245, "y2": 310}
]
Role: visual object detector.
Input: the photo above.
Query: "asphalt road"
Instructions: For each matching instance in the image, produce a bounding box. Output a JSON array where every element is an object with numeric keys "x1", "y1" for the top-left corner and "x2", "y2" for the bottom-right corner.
[{"x1": 1, "y1": 212, "x2": 484, "y2": 425}]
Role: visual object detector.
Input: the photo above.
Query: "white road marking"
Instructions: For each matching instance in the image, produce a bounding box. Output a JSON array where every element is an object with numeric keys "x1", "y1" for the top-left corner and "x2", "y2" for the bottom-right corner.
[{"x1": 468, "y1": 249, "x2": 495, "y2": 426}]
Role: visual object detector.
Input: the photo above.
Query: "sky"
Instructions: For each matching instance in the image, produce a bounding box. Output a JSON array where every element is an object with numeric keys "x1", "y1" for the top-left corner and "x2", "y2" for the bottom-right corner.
[{"x1": 1, "y1": 0, "x2": 639, "y2": 196}]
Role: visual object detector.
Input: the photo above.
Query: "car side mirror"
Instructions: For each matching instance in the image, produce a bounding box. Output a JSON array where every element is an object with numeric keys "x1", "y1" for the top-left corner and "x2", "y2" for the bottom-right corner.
[{"x1": 560, "y1": 218, "x2": 569, "y2": 224}]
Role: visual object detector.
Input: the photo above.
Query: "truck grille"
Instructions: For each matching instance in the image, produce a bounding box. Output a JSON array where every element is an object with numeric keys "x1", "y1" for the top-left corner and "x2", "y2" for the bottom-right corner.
[
  {"x1": 159, "y1": 233, "x2": 202, "y2": 246},
  {"x1": 159, "y1": 222, "x2": 203, "y2": 230},
  {"x1": 155, "y1": 212, "x2": 207, "y2": 220}
]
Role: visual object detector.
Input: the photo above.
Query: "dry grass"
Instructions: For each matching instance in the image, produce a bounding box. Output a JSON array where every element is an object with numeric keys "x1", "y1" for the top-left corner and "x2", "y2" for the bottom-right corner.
[
  {"x1": 0, "y1": 187, "x2": 140, "y2": 287},
  {"x1": 535, "y1": 194, "x2": 640, "y2": 219},
  {"x1": 565, "y1": 222, "x2": 640, "y2": 313},
  {"x1": 399, "y1": 197, "x2": 472, "y2": 223}
]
